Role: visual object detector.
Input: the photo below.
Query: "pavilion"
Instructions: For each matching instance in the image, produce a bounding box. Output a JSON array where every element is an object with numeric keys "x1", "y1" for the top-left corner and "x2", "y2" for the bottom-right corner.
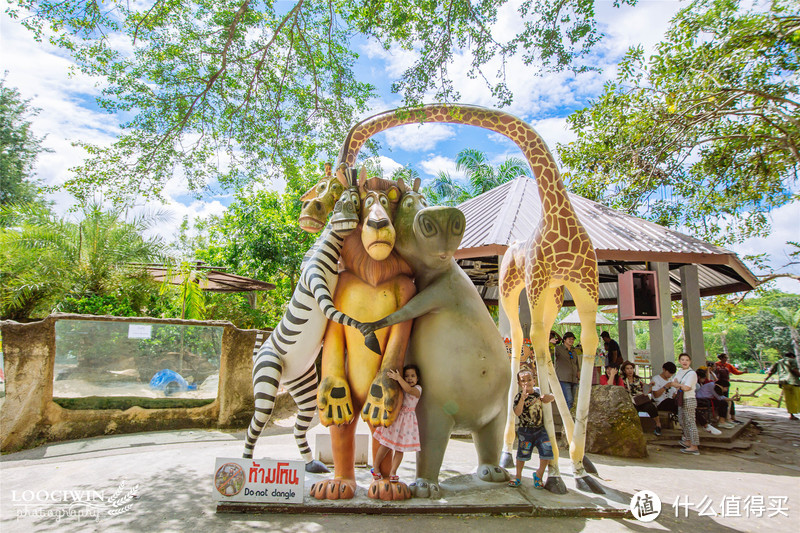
[{"x1": 453, "y1": 177, "x2": 759, "y2": 372}]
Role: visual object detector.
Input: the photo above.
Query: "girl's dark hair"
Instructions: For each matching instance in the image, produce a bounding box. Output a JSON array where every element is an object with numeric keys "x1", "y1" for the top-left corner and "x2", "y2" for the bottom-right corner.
[
  {"x1": 678, "y1": 352, "x2": 692, "y2": 361},
  {"x1": 403, "y1": 364, "x2": 421, "y2": 386},
  {"x1": 620, "y1": 361, "x2": 639, "y2": 379},
  {"x1": 604, "y1": 365, "x2": 623, "y2": 385}
]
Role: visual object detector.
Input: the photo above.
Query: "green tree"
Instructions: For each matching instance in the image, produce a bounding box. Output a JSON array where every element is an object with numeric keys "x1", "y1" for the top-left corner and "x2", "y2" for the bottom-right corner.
[
  {"x1": 0, "y1": 77, "x2": 50, "y2": 207},
  {"x1": 426, "y1": 147, "x2": 530, "y2": 205},
  {"x1": 0, "y1": 201, "x2": 169, "y2": 319},
  {"x1": 766, "y1": 307, "x2": 800, "y2": 358},
  {"x1": 559, "y1": 0, "x2": 799, "y2": 244},
  {"x1": 192, "y1": 188, "x2": 316, "y2": 328},
  {"x1": 7, "y1": 0, "x2": 636, "y2": 204}
]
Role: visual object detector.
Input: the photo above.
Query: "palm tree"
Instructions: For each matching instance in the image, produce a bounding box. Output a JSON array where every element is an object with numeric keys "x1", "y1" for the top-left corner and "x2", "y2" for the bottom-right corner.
[
  {"x1": 0, "y1": 201, "x2": 169, "y2": 319},
  {"x1": 426, "y1": 148, "x2": 531, "y2": 205}
]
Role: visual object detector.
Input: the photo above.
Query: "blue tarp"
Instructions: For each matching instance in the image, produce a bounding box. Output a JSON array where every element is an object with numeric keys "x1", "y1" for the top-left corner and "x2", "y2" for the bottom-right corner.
[{"x1": 149, "y1": 369, "x2": 196, "y2": 393}]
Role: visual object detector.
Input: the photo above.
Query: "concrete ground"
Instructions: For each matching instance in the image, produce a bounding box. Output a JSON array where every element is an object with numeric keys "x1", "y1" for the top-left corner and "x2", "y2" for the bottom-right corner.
[{"x1": 1, "y1": 405, "x2": 798, "y2": 533}]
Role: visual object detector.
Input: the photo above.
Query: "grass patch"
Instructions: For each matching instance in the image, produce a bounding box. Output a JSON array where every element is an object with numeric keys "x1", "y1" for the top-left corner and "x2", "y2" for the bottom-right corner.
[
  {"x1": 54, "y1": 396, "x2": 216, "y2": 410},
  {"x1": 729, "y1": 373, "x2": 784, "y2": 407}
]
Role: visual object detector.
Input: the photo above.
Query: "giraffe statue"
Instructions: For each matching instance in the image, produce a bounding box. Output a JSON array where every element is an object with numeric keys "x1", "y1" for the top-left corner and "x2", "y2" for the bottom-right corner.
[{"x1": 338, "y1": 104, "x2": 602, "y2": 494}]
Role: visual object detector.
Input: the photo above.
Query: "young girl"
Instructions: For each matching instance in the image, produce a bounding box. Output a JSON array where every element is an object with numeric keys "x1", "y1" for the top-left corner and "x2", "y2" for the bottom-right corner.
[{"x1": 371, "y1": 365, "x2": 422, "y2": 482}]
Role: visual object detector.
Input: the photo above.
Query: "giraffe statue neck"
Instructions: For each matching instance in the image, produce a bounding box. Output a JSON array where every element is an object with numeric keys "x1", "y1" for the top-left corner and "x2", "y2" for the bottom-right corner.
[{"x1": 337, "y1": 104, "x2": 574, "y2": 223}]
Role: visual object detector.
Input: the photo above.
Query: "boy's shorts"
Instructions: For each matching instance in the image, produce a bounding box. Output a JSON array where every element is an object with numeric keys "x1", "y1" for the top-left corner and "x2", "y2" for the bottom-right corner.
[{"x1": 516, "y1": 426, "x2": 553, "y2": 461}]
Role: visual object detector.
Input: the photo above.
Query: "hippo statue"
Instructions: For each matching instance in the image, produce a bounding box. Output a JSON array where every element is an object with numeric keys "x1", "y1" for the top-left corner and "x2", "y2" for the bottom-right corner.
[{"x1": 361, "y1": 182, "x2": 510, "y2": 498}]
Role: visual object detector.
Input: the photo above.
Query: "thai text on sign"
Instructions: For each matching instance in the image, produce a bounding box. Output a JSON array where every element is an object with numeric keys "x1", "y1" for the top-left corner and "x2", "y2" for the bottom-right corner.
[{"x1": 212, "y1": 458, "x2": 304, "y2": 504}]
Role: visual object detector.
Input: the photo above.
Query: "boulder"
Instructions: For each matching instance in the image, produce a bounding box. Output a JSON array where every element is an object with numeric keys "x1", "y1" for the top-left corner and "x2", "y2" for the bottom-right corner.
[{"x1": 585, "y1": 385, "x2": 648, "y2": 458}]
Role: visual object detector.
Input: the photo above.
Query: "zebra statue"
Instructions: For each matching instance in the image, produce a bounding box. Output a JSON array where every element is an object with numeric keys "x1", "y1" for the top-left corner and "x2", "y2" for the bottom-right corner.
[{"x1": 243, "y1": 166, "x2": 379, "y2": 472}]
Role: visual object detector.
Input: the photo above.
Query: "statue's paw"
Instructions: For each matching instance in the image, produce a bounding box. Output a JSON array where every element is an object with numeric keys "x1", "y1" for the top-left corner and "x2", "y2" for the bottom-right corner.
[
  {"x1": 317, "y1": 376, "x2": 354, "y2": 426},
  {"x1": 477, "y1": 464, "x2": 509, "y2": 483},
  {"x1": 304, "y1": 460, "x2": 330, "y2": 474},
  {"x1": 357, "y1": 321, "x2": 376, "y2": 338},
  {"x1": 309, "y1": 479, "x2": 356, "y2": 500},
  {"x1": 409, "y1": 478, "x2": 442, "y2": 499},
  {"x1": 361, "y1": 375, "x2": 401, "y2": 427},
  {"x1": 367, "y1": 480, "x2": 412, "y2": 501}
]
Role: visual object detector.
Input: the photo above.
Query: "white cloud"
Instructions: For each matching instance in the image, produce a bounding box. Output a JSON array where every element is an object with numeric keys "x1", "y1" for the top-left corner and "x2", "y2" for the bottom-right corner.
[
  {"x1": 375, "y1": 156, "x2": 404, "y2": 176},
  {"x1": 418, "y1": 155, "x2": 464, "y2": 181},
  {"x1": 1, "y1": 2, "x2": 118, "y2": 200},
  {"x1": 361, "y1": 40, "x2": 419, "y2": 78},
  {"x1": 383, "y1": 123, "x2": 456, "y2": 152}
]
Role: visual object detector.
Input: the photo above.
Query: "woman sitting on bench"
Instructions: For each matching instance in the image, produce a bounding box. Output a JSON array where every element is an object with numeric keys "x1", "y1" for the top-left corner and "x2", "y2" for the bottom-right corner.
[{"x1": 620, "y1": 361, "x2": 663, "y2": 436}]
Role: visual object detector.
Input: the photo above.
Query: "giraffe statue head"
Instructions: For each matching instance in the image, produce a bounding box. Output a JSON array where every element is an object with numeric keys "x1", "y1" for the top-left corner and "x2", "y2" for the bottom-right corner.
[{"x1": 298, "y1": 163, "x2": 348, "y2": 232}]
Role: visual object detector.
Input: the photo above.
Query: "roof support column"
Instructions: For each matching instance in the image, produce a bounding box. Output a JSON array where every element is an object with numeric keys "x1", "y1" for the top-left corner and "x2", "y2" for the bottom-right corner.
[
  {"x1": 648, "y1": 262, "x2": 674, "y2": 374},
  {"x1": 680, "y1": 264, "x2": 706, "y2": 363}
]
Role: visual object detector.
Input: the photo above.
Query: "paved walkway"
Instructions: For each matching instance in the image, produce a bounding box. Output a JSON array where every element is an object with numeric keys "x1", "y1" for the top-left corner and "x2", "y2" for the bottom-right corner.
[{"x1": 1, "y1": 406, "x2": 798, "y2": 532}]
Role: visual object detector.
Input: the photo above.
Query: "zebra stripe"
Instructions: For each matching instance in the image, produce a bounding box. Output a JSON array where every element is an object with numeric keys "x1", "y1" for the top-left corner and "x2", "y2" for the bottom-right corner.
[{"x1": 243, "y1": 189, "x2": 365, "y2": 465}]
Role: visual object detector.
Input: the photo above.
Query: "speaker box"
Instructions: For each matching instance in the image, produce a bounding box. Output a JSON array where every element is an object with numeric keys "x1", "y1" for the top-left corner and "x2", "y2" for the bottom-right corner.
[{"x1": 618, "y1": 270, "x2": 660, "y2": 320}]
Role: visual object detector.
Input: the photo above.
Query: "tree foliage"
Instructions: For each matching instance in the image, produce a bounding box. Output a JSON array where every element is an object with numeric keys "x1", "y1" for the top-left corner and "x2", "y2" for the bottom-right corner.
[
  {"x1": 0, "y1": 201, "x2": 169, "y2": 319},
  {"x1": 6, "y1": 0, "x2": 635, "y2": 204},
  {"x1": 192, "y1": 187, "x2": 317, "y2": 327},
  {"x1": 702, "y1": 292, "x2": 799, "y2": 369},
  {"x1": 560, "y1": 0, "x2": 799, "y2": 244},
  {"x1": 425, "y1": 147, "x2": 530, "y2": 205},
  {"x1": 0, "y1": 77, "x2": 50, "y2": 207}
]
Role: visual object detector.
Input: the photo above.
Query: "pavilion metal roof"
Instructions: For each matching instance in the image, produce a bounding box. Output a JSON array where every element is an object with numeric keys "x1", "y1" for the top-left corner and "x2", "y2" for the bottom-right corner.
[
  {"x1": 454, "y1": 177, "x2": 758, "y2": 305},
  {"x1": 141, "y1": 263, "x2": 275, "y2": 293}
]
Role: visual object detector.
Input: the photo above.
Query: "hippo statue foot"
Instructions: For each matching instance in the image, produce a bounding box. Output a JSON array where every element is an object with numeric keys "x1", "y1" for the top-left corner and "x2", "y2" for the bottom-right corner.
[
  {"x1": 500, "y1": 452, "x2": 515, "y2": 469},
  {"x1": 309, "y1": 478, "x2": 356, "y2": 500},
  {"x1": 477, "y1": 464, "x2": 509, "y2": 483},
  {"x1": 409, "y1": 478, "x2": 442, "y2": 499},
  {"x1": 575, "y1": 475, "x2": 605, "y2": 494},
  {"x1": 305, "y1": 460, "x2": 330, "y2": 474},
  {"x1": 367, "y1": 479, "x2": 413, "y2": 501},
  {"x1": 544, "y1": 476, "x2": 568, "y2": 494}
]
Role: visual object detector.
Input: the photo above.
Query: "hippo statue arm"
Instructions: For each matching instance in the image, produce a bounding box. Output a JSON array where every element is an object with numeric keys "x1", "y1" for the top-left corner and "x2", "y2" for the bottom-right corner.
[{"x1": 358, "y1": 283, "x2": 444, "y2": 338}]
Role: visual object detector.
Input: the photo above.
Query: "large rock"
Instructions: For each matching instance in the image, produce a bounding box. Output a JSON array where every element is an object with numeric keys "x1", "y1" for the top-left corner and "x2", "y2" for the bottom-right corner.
[{"x1": 585, "y1": 385, "x2": 648, "y2": 458}]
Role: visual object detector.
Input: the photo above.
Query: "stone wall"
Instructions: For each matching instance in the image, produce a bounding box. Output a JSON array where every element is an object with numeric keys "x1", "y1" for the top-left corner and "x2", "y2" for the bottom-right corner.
[{"x1": 0, "y1": 313, "x2": 270, "y2": 452}]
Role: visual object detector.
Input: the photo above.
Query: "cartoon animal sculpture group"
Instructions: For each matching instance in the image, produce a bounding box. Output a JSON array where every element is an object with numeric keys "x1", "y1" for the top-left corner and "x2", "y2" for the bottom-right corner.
[{"x1": 246, "y1": 103, "x2": 602, "y2": 499}]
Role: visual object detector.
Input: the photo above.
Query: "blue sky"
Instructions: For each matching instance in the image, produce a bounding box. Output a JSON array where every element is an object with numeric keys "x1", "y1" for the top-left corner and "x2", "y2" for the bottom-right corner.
[{"x1": 1, "y1": 0, "x2": 798, "y2": 293}]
